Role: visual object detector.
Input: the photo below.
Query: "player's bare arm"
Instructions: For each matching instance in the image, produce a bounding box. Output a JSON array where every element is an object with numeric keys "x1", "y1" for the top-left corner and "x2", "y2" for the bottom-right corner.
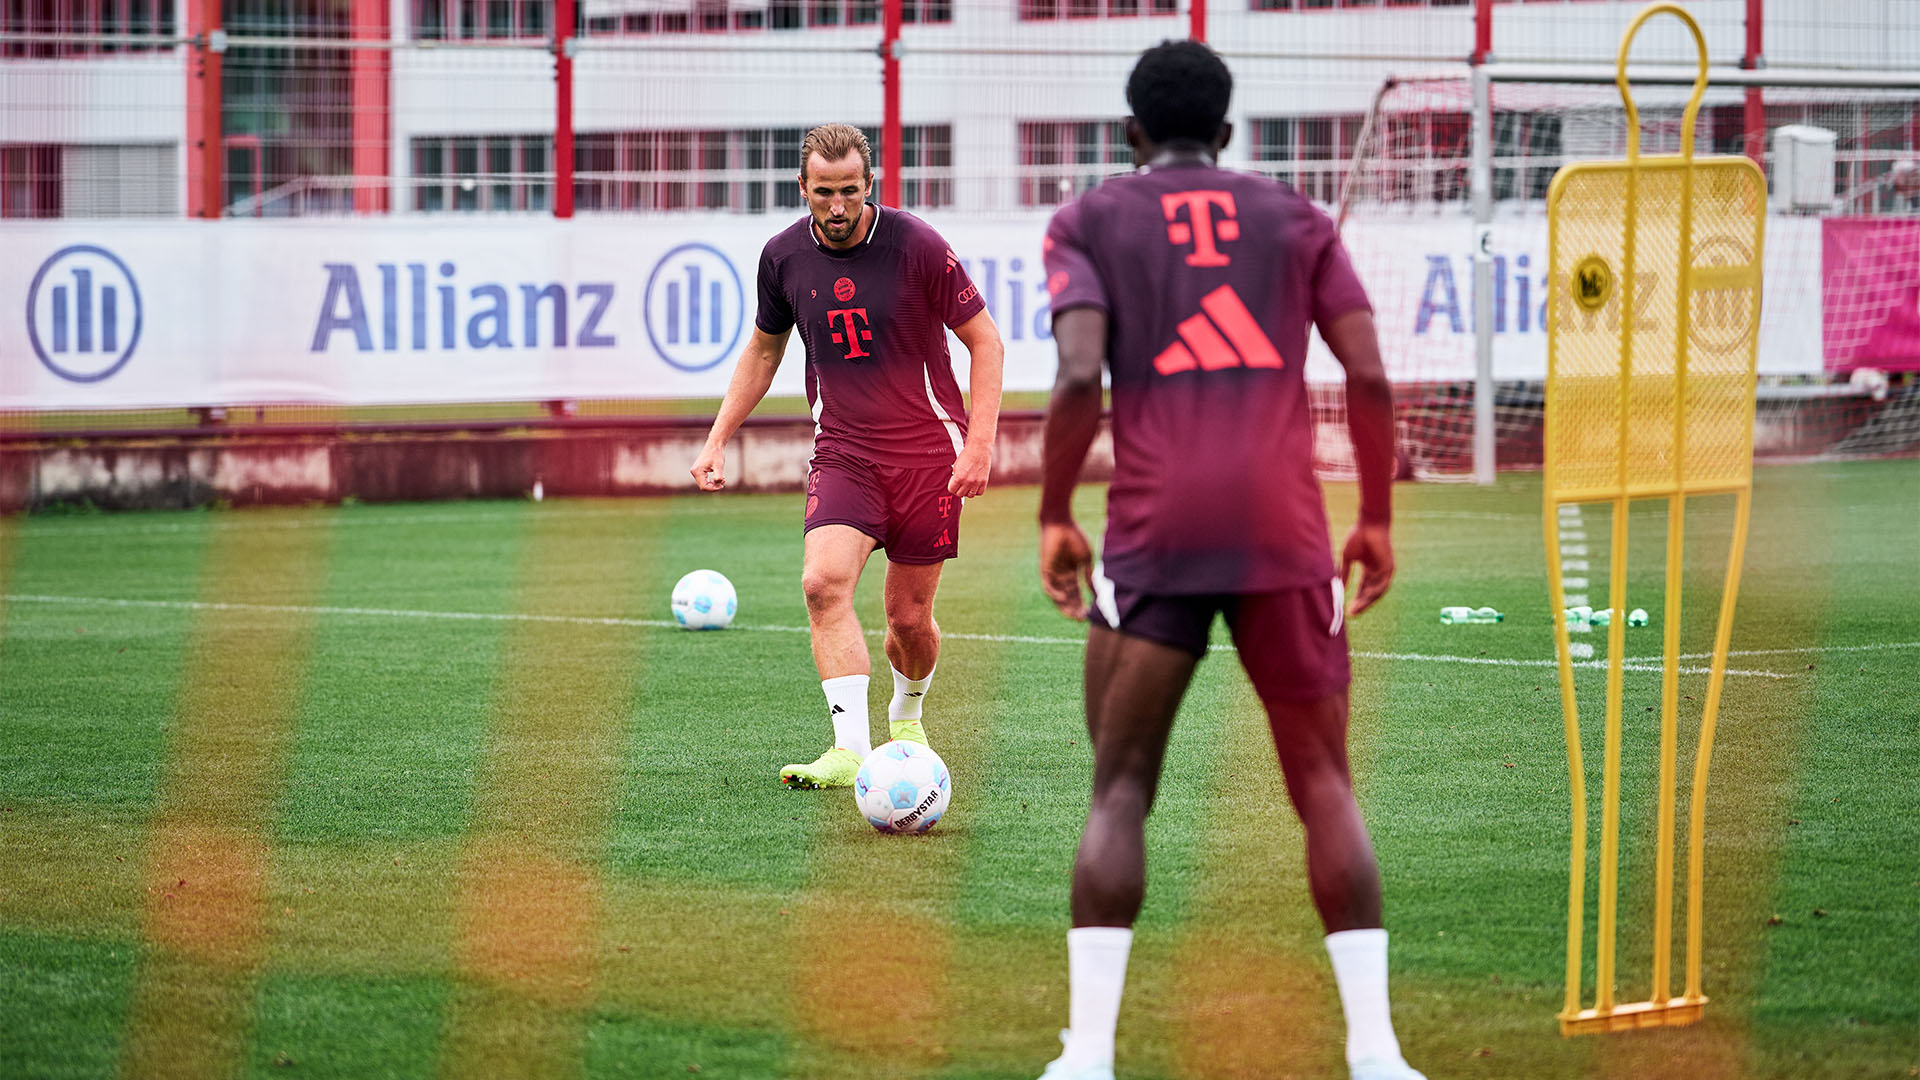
[
  {"x1": 1323, "y1": 308, "x2": 1395, "y2": 616},
  {"x1": 949, "y1": 308, "x2": 1005, "y2": 499},
  {"x1": 691, "y1": 325, "x2": 791, "y2": 491},
  {"x1": 1037, "y1": 307, "x2": 1106, "y2": 620}
]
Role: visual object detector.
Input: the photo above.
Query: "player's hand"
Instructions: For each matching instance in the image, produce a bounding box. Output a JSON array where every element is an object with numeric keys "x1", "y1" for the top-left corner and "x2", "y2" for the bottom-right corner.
[
  {"x1": 948, "y1": 442, "x2": 990, "y2": 499},
  {"x1": 690, "y1": 444, "x2": 727, "y2": 491},
  {"x1": 1040, "y1": 521, "x2": 1095, "y2": 621},
  {"x1": 1340, "y1": 521, "x2": 1394, "y2": 619}
]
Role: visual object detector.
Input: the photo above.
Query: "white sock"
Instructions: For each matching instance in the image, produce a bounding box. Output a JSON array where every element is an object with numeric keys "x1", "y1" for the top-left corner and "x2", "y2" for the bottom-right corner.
[
  {"x1": 822, "y1": 674, "x2": 871, "y2": 758},
  {"x1": 888, "y1": 664, "x2": 934, "y2": 722},
  {"x1": 1325, "y1": 928, "x2": 1403, "y2": 1066},
  {"x1": 1061, "y1": 926, "x2": 1133, "y2": 1067}
]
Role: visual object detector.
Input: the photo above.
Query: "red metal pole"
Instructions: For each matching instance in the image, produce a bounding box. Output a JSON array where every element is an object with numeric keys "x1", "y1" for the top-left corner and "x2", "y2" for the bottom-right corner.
[
  {"x1": 184, "y1": 0, "x2": 222, "y2": 217},
  {"x1": 881, "y1": 0, "x2": 902, "y2": 208},
  {"x1": 554, "y1": 0, "x2": 575, "y2": 218},
  {"x1": 1742, "y1": 0, "x2": 1764, "y2": 165},
  {"x1": 1189, "y1": 0, "x2": 1204, "y2": 43},
  {"x1": 350, "y1": 0, "x2": 390, "y2": 213},
  {"x1": 1472, "y1": 0, "x2": 1491, "y2": 65}
]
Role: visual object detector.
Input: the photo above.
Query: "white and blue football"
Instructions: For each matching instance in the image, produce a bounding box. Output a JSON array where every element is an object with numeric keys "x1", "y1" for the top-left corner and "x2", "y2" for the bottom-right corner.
[
  {"x1": 854, "y1": 740, "x2": 951, "y2": 834},
  {"x1": 670, "y1": 569, "x2": 737, "y2": 631}
]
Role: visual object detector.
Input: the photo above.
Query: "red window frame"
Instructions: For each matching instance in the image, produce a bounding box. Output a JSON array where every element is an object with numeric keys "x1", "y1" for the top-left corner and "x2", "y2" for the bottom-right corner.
[{"x1": 0, "y1": 144, "x2": 62, "y2": 218}]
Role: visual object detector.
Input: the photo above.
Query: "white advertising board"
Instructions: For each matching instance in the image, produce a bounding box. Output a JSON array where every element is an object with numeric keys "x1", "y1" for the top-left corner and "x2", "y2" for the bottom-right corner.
[{"x1": 0, "y1": 213, "x2": 1822, "y2": 411}]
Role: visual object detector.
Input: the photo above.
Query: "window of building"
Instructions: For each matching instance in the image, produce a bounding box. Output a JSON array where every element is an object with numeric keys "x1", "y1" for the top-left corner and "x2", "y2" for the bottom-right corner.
[
  {"x1": 1489, "y1": 110, "x2": 1560, "y2": 201},
  {"x1": 574, "y1": 0, "x2": 949, "y2": 37},
  {"x1": 2, "y1": 0, "x2": 176, "y2": 58},
  {"x1": 1753, "y1": 98, "x2": 1920, "y2": 213},
  {"x1": 1021, "y1": 0, "x2": 1174, "y2": 18},
  {"x1": 1250, "y1": 0, "x2": 1469, "y2": 9},
  {"x1": 412, "y1": 134, "x2": 551, "y2": 211},
  {"x1": 412, "y1": 0, "x2": 552, "y2": 39},
  {"x1": 885, "y1": 123, "x2": 953, "y2": 209},
  {"x1": 0, "y1": 144, "x2": 61, "y2": 218},
  {"x1": 1250, "y1": 115, "x2": 1364, "y2": 203},
  {"x1": 409, "y1": 124, "x2": 953, "y2": 213},
  {"x1": 1017, "y1": 120, "x2": 1129, "y2": 207}
]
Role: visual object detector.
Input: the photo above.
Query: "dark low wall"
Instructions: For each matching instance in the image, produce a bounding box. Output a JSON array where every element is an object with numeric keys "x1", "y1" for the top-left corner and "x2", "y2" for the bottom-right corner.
[{"x1": 0, "y1": 412, "x2": 1114, "y2": 513}]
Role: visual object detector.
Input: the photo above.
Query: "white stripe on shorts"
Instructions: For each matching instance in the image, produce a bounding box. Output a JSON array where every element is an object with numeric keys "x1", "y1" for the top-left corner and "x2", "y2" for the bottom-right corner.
[{"x1": 1091, "y1": 562, "x2": 1121, "y2": 629}]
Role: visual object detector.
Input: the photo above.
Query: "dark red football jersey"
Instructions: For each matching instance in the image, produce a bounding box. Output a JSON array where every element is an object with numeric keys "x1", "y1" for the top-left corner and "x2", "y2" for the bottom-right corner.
[
  {"x1": 755, "y1": 205, "x2": 987, "y2": 467},
  {"x1": 1043, "y1": 163, "x2": 1372, "y2": 594}
]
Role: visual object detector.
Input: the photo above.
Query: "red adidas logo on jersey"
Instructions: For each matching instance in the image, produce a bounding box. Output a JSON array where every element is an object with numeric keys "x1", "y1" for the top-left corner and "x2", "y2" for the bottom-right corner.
[{"x1": 1151, "y1": 284, "x2": 1284, "y2": 375}]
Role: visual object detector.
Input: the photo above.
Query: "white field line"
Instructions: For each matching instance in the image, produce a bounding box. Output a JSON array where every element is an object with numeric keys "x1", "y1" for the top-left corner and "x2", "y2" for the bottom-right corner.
[
  {"x1": 12, "y1": 504, "x2": 1539, "y2": 540},
  {"x1": 10, "y1": 593, "x2": 1908, "y2": 680},
  {"x1": 4, "y1": 501, "x2": 780, "y2": 537},
  {"x1": 1559, "y1": 505, "x2": 1595, "y2": 661}
]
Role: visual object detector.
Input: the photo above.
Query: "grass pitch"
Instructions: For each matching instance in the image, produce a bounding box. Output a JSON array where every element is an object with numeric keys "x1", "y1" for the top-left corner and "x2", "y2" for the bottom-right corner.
[{"x1": 1, "y1": 460, "x2": 1915, "y2": 1079}]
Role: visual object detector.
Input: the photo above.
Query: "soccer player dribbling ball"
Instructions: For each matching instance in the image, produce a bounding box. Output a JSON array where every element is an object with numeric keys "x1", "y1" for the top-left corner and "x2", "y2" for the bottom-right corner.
[
  {"x1": 1033, "y1": 42, "x2": 1423, "y2": 1080},
  {"x1": 690, "y1": 124, "x2": 1005, "y2": 789}
]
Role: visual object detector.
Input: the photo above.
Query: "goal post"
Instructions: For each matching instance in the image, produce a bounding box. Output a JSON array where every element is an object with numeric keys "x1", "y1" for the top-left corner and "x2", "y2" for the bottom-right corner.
[{"x1": 1330, "y1": 53, "x2": 1920, "y2": 484}]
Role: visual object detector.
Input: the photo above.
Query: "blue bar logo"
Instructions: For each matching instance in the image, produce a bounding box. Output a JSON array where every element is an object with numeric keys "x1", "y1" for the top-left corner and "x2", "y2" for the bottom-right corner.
[
  {"x1": 26, "y1": 244, "x2": 143, "y2": 384},
  {"x1": 643, "y1": 242, "x2": 743, "y2": 373}
]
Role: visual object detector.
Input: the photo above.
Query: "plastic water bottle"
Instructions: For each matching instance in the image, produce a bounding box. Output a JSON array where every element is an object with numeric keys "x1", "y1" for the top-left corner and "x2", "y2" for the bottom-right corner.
[
  {"x1": 1627, "y1": 608, "x2": 1650, "y2": 627},
  {"x1": 1468, "y1": 606, "x2": 1504, "y2": 623},
  {"x1": 1440, "y1": 606, "x2": 1474, "y2": 624},
  {"x1": 1591, "y1": 608, "x2": 1613, "y2": 627},
  {"x1": 1564, "y1": 605, "x2": 1593, "y2": 626}
]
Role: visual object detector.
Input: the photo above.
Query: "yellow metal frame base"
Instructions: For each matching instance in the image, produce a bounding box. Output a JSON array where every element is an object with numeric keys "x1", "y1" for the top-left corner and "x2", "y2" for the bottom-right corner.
[{"x1": 1560, "y1": 996, "x2": 1708, "y2": 1036}]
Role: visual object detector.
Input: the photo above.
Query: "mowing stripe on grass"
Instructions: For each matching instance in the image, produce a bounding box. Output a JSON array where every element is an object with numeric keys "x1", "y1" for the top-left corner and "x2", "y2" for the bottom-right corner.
[
  {"x1": 910, "y1": 493, "x2": 1077, "y2": 1079},
  {"x1": 1168, "y1": 670, "x2": 1345, "y2": 1079},
  {"x1": 435, "y1": 503, "x2": 656, "y2": 1080},
  {"x1": 1572, "y1": 491, "x2": 1833, "y2": 1075},
  {"x1": 9, "y1": 593, "x2": 1868, "y2": 680},
  {"x1": 118, "y1": 511, "x2": 335, "y2": 1080},
  {"x1": 778, "y1": 571, "x2": 994, "y2": 1078}
]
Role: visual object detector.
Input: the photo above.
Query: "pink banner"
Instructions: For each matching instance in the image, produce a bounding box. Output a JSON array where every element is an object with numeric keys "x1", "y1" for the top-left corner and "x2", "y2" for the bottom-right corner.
[{"x1": 1822, "y1": 218, "x2": 1920, "y2": 372}]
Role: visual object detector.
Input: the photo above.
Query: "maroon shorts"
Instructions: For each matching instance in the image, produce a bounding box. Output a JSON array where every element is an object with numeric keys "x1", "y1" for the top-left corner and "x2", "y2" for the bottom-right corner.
[
  {"x1": 803, "y1": 447, "x2": 960, "y2": 564},
  {"x1": 1087, "y1": 568, "x2": 1351, "y2": 703}
]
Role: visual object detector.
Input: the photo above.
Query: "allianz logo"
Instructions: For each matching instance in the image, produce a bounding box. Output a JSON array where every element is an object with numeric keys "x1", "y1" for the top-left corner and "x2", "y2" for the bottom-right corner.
[
  {"x1": 26, "y1": 244, "x2": 144, "y2": 384},
  {"x1": 311, "y1": 262, "x2": 620, "y2": 353},
  {"x1": 310, "y1": 244, "x2": 749, "y2": 374}
]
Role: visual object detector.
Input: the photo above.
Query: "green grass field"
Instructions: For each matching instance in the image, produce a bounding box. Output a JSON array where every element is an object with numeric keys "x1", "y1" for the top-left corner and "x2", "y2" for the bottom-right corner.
[{"x1": 1, "y1": 460, "x2": 1915, "y2": 1079}]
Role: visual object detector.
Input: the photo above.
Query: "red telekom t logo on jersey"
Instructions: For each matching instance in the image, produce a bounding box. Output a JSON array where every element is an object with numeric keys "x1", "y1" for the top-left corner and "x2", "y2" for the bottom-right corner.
[
  {"x1": 827, "y1": 307, "x2": 873, "y2": 359},
  {"x1": 1161, "y1": 190, "x2": 1240, "y2": 267}
]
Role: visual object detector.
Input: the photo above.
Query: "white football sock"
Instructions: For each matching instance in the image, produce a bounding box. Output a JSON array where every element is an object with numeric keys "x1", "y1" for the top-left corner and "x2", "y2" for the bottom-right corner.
[
  {"x1": 1325, "y1": 928, "x2": 1404, "y2": 1066},
  {"x1": 888, "y1": 664, "x2": 934, "y2": 722},
  {"x1": 821, "y1": 674, "x2": 871, "y2": 758},
  {"x1": 1061, "y1": 926, "x2": 1133, "y2": 1067}
]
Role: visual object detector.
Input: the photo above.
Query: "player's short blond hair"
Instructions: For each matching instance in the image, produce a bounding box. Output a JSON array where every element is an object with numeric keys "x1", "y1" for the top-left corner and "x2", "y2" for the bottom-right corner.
[{"x1": 800, "y1": 124, "x2": 873, "y2": 182}]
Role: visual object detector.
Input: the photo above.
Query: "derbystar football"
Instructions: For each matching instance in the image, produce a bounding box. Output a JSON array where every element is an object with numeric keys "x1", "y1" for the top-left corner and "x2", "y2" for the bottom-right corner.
[
  {"x1": 853, "y1": 740, "x2": 952, "y2": 834},
  {"x1": 670, "y1": 569, "x2": 736, "y2": 630}
]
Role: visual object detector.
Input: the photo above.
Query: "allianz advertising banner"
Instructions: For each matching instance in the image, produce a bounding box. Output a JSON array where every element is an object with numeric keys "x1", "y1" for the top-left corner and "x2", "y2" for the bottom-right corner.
[{"x1": 1, "y1": 214, "x2": 1824, "y2": 412}]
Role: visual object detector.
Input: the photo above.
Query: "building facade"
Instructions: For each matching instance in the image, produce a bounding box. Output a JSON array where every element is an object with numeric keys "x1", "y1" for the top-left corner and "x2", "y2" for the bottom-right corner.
[{"x1": 2, "y1": 0, "x2": 1917, "y2": 218}]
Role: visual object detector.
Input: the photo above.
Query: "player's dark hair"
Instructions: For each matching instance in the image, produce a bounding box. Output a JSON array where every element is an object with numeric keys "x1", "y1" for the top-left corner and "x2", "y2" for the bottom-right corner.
[
  {"x1": 800, "y1": 123, "x2": 874, "y2": 182},
  {"x1": 1125, "y1": 40, "x2": 1232, "y2": 145}
]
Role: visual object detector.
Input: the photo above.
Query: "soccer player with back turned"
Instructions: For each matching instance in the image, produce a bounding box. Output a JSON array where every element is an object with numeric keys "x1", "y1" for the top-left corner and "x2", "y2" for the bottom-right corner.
[
  {"x1": 1033, "y1": 43, "x2": 1423, "y2": 1080},
  {"x1": 691, "y1": 124, "x2": 1005, "y2": 789}
]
